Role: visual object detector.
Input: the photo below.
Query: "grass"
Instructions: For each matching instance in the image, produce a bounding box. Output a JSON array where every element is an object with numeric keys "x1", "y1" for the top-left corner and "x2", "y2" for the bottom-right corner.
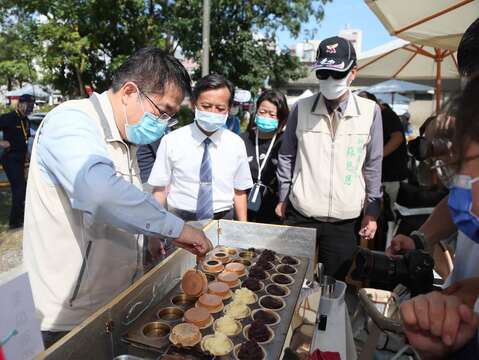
[
  {"x1": 0, "y1": 188, "x2": 23, "y2": 273},
  {"x1": 0, "y1": 189, "x2": 11, "y2": 233}
]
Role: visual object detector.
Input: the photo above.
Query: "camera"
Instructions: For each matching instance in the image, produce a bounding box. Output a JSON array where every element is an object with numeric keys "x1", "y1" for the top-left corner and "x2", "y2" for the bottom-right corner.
[
  {"x1": 349, "y1": 248, "x2": 434, "y2": 297},
  {"x1": 408, "y1": 136, "x2": 451, "y2": 161}
]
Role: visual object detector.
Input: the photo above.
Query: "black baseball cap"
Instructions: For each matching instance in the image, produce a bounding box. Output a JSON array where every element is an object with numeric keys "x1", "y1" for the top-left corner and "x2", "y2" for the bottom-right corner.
[
  {"x1": 19, "y1": 94, "x2": 35, "y2": 102},
  {"x1": 313, "y1": 36, "x2": 357, "y2": 73}
]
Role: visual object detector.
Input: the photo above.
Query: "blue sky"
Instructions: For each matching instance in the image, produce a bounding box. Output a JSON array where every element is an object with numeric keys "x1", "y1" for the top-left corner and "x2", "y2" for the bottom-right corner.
[{"x1": 277, "y1": 0, "x2": 397, "y2": 52}]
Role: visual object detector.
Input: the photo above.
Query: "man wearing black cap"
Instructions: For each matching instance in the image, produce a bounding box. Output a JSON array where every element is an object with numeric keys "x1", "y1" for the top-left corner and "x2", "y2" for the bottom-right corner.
[
  {"x1": 276, "y1": 36, "x2": 383, "y2": 280},
  {"x1": 0, "y1": 94, "x2": 34, "y2": 229}
]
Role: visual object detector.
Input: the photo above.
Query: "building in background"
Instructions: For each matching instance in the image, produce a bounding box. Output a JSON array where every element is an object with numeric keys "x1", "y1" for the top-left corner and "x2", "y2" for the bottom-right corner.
[
  {"x1": 288, "y1": 40, "x2": 321, "y2": 64},
  {"x1": 339, "y1": 26, "x2": 363, "y2": 56}
]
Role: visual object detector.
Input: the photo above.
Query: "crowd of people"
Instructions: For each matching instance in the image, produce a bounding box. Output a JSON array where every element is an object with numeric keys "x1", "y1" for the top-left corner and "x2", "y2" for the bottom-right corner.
[{"x1": 0, "y1": 15, "x2": 478, "y2": 358}]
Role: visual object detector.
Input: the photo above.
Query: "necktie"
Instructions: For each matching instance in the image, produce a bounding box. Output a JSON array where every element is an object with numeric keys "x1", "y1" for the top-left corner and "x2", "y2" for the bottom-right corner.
[{"x1": 196, "y1": 137, "x2": 214, "y2": 220}]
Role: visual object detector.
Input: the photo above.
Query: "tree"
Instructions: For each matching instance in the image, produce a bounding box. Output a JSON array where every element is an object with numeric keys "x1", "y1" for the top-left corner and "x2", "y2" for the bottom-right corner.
[
  {"x1": 0, "y1": 0, "x2": 330, "y2": 96},
  {"x1": 157, "y1": 0, "x2": 331, "y2": 91},
  {"x1": 0, "y1": 14, "x2": 38, "y2": 90},
  {"x1": 4, "y1": 0, "x2": 164, "y2": 96}
]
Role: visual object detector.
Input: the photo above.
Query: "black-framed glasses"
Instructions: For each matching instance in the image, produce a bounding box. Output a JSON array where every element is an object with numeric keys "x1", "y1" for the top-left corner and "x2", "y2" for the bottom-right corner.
[
  {"x1": 140, "y1": 91, "x2": 178, "y2": 127},
  {"x1": 315, "y1": 69, "x2": 349, "y2": 80}
]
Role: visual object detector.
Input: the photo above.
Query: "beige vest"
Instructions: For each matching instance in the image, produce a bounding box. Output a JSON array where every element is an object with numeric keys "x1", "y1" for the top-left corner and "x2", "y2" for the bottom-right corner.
[
  {"x1": 23, "y1": 92, "x2": 143, "y2": 331},
  {"x1": 290, "y1": 92, "x2": 376, "y2": 220}
]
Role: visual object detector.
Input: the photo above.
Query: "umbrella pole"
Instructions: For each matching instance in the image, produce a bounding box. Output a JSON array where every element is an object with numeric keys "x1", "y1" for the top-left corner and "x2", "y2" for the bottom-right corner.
[{"x1": 435, "y1": 49, "x2": 442, "y2": 113}]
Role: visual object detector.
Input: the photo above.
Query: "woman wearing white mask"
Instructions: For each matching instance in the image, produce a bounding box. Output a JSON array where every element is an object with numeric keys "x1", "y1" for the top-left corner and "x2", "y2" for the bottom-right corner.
[
  {"x1": 240, "y1": 90, "x2": 289, "y2": 223},
  {"x1": 148, "y1": 74, "x2": 253, "y2": 224}
]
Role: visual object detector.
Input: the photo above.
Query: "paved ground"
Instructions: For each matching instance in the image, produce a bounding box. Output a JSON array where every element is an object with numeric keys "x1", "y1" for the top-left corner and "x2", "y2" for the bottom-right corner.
[{"x1": 0, "y1": 189, "x2": 23, "y2": 273}]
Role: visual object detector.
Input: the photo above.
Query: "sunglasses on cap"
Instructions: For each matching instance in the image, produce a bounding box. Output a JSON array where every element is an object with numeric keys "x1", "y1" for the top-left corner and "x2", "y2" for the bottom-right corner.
[{"x1": 315, "y1": 69, "x2": 350, "y2": 80}]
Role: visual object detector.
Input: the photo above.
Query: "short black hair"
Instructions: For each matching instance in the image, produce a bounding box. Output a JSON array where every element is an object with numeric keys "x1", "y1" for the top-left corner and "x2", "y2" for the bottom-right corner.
[
  {"x1": 357, "y1": 91, "x2": 378, "y2": 103},
  {"x1": 253, "y1": 90, "x2": 289, "y2": 131},
  {"x1": 458, "y1": 17, "x2": 479, "y2": 77},
  {"x1": 111, "y1": 47, "x2": 191, "y2": 97},
  {"x1": 192, "y1": 74, "x2": 235, "y2": 107}
]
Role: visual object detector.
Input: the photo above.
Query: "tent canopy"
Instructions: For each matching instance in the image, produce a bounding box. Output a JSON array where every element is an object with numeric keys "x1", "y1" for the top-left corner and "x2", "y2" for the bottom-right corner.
[
  {"x1": 373, "y1": 92, "x2": 411, "y2": 105},
  {"x1": 357, "y1": 39, "x2": 458, "y2": 80},
  {"x1": 5, "y1": 84, "x2": 50, "y2": 99},
  {"x1": 365, "y1": 79, "x2": 433, "y2": 94},
  {"x1": 365, "y1": 0, "x2": 479, "y2": 50}
]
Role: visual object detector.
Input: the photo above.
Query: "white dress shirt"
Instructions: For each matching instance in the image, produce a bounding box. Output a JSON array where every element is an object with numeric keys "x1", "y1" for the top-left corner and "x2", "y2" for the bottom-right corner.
[{"x1": 148, "y1": 122, "x2": 253, "y2": 212}]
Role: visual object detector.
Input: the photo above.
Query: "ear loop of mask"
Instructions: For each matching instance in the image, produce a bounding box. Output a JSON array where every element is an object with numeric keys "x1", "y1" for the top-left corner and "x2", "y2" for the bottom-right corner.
[
  {"x1": 123, "y1": 83, "x2": 143, "y2": 128},
  {"x1": 469, "y1": 177, "x2": 479, "y2": 217}
]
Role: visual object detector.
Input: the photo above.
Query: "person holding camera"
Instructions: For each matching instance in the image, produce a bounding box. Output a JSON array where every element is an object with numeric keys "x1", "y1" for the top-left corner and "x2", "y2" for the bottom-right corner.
[
  {"x1": 388, "y1": 18, "x2": 479, "y2": 358},
  {"x1": 386, "y1": 17, "x2": 479, "y2": 291},
  {"x1": 276, "y1": 36, "x2": 383, "y2": 280},
  {"x1": 240, "y1": 90, "x2": 289, "y2": 223}
]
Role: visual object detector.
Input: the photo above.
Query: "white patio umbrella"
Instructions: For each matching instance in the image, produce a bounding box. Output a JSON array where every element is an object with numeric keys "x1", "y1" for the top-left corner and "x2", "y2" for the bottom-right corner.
[
  {"x1": 363, "y1": 0, "x2": 479, "y2": 111},
  {"x1": 365, "y1": 0, "x2": 479, "y2": 50},
  {"x1": 357, "y1": 39, "x2": 459, "y2": 113}
]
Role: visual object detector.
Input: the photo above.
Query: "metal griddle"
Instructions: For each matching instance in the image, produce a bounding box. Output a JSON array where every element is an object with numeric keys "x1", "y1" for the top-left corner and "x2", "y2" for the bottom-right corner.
[{"x1": 122, "y1": 247, "x2": 308, "y2": 359}]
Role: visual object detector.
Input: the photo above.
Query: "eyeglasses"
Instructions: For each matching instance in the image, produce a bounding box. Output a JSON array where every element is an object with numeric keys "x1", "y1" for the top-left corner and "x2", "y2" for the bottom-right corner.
[
  {"x1": 140, "y1": 91, "x2": 178, "y2": 127},
  {"x1": 315, "y1": 69, "x2": 349, "y2": 80}
]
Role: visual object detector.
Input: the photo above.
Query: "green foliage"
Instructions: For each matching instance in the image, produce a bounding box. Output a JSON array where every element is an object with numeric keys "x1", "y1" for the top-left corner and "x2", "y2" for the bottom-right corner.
[
  {"x1": 2, "y1": 0, "x2": 164, "y2": 96},
  {"x1": 175, "y1": 105, "x2": 194, "y2": 128},
  {"x1": 0, "y1": 104, "x2": 14, "y2": 114},
  {"x1": 0, "y1": 0, "x2": 330, "y2": 96},
  {"x1": 36, "y1": 103, "x2": 56, "y2": 114},
  {"x1": 160, "y1": 0, "x2": 328, "y2": 91},
  {"x1": 0, "y1": 14, "x2": 38, "y2": 90}
]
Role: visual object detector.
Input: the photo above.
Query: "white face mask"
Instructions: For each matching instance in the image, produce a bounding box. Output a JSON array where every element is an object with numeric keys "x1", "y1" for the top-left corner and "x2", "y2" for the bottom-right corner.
[{"x1": 318, "y1": 75, "x2": 350, "y2": 100}]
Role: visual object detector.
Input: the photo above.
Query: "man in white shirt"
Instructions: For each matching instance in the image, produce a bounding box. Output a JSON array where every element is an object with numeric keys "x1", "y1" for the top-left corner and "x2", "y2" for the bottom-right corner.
[{"x1": 148, "y1": 74, "x2": 253, "y2": 222}]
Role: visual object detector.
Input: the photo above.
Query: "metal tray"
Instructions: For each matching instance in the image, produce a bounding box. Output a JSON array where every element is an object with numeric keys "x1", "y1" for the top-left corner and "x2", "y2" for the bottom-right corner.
[
  {"x1": 123, "y1": 246, "x2": 309, "y2": 359},
  {"x1": 37, "y1": 220, "x2": 316, "y2": 360}
]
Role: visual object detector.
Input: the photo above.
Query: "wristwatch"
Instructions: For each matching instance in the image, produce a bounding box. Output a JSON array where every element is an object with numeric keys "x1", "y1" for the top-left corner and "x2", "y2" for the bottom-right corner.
[
  {"x1": 409, "y1": 230, "x2": 425, "y2": 250},
  {"x1": 409, "y1": 230, "x2": 433, "y2": 254}
]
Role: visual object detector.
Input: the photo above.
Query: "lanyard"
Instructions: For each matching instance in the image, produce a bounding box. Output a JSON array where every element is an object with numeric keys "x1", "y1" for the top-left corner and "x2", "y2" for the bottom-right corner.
[
  {"x1": 16, "y1": 111, "x2": 28, "y2": 143},
  {"x1": 255, "y1": 130, "x2": 277, "y2": 182}
]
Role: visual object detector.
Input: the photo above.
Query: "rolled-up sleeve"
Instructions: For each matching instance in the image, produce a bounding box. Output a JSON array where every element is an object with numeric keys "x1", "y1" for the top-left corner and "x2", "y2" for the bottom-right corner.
[
  {"x1": 37, "y1": 109, "x2": 184, "y2": 238},
  {"x1": 363, "y1": 104, "x2": 384, "y2": 218},
  {"x1": 276, "y1": 105, "x2": 298, "y2": 202}
]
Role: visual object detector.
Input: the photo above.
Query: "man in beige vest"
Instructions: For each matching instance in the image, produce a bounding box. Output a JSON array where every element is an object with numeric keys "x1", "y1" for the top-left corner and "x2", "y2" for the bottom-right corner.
[
  {"x1": 23, "y1": 48, "x2": 212, "y2": 348},
  {"x1": 276, "y1": 36, "x2": 383, "y2": 280}
]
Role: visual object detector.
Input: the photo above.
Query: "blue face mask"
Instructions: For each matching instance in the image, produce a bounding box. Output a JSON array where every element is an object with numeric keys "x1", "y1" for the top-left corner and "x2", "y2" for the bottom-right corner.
[
  {"x1": 195, "y1": 108, "x2": 228, "y2": 132},
  {"x1": 124, "y1": 93, "x2": 168, "y2": 145},
  {"x1": 448, "y1": 175, "x2": 479, "y2": 244},
  {"x1": 255, "y1": 115, "x2": 278, "y2": 133}
]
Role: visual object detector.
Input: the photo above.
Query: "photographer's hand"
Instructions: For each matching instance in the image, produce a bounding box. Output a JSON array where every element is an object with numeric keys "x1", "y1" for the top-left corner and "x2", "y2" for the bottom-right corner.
[
  {"x1": 386, "y1": 234, "x2": 416, "y2": 256},
  {"x1": 443, "y1": 277, "x2": 479, "y2": 307},
  {"x1": 400, "y1": 292, "x2": 479, "y2": 359}
]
